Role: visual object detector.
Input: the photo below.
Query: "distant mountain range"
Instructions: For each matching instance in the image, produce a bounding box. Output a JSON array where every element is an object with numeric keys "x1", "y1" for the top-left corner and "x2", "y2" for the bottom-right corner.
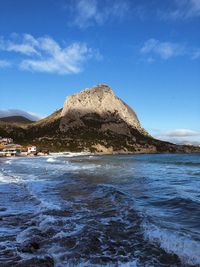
[
  {"x1": 0, "y1": 116, "x2": 34, "y2": 124},
  {"x1": 0, "y1": 84, "x2": 199, "y2": 153}
]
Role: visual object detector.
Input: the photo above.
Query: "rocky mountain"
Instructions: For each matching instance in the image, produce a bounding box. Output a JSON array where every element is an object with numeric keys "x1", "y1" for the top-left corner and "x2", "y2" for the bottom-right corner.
[
  {"x1": 60, "y1": 84, "x2": 148, "y2": 136},
  {"x1": 0, "y1": 84, "x2": 199, "y2": 154}
]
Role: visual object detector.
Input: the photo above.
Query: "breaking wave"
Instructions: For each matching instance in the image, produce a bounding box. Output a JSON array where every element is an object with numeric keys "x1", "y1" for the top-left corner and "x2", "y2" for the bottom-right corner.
[{"x1": 143, "y1": 222, "x2": 200, "y2": 266}]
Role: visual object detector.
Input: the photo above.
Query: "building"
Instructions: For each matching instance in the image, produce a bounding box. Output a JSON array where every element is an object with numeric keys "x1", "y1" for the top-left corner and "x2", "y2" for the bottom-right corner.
[
  {"x1": 3, "y1": 144, "x2": 22, "y2": 157},
  {"x1": 27, "y1": 146, "x2": 37, "y2": 155}
]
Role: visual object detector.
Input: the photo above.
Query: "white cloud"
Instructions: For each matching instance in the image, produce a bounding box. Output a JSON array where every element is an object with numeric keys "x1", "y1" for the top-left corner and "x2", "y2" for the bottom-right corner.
[
  {"x1": 20, "y1": 41, "x2": 94, "y2": 74},
  {"x1": 0, "y1": 109, "x2": 43, "y2": 121},
  {"x1": 140, "y1": 38, "x2": 200, "y2": 62},
  {"x1": 165, "y1": 129, "x2": 200, "y2": 137},
  {"x1": 0, "y1": 34, "x2": 99, "y2": 74},
  {"x1": 68, "y1": 0, "x2": 129, "y2": 28},
  {"x1": 191, "y1": 48, "x2": 200, "y2": 59},
  {"x1": 0, "y1": 34, "x2": 39, "y2": 55},
  {"x1": 141, "y1": 38, "x2": 185, "y2": 60},
  {"x1": 159, "y1": 0, "x2": 200, "y2": 20},
  {"x1": 152, "y1": 128, "x2": 200, "y2": 145},
  {"x1": 0, "y1": 59, "x2": 11, "y2": 68}
]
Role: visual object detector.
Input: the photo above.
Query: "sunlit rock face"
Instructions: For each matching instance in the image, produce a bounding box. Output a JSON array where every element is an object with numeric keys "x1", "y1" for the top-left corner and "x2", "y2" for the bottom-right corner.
[{"x1": 60, "y1": 84, "x2": 147, "y2": 136}]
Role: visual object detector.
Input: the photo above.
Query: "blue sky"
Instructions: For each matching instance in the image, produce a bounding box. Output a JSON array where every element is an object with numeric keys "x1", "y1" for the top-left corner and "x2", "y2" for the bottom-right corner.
[{"x1": 0, "y1": 0, "x2": 200, "y2": 144}]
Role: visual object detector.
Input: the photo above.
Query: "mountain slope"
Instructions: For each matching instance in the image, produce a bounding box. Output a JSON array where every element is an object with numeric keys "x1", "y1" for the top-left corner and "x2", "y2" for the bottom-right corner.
[
  {"x1": 0, "y1": 84, "x2": 199, "y2": 153},
  {"x1": 0, "y1": 116, "x2": 34, "y2": 124}
]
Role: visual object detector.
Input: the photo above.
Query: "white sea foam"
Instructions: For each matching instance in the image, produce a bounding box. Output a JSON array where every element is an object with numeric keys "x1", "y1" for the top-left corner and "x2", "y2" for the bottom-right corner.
[
  {"x1": 38, "y1": 215, "x2": 59, "y2": 229},
  {"x1": 5, "y1": 160, "x2": 12, "y2": 164},
  {"x1": 0, "y1": 172, "x2": 7, "y2": 183},
  {"x1": 49, "y1": 247, "x2": 138, "y2": 267},
  {"x1": 16, "y1": 226, "x2": 39, "y2": 243},
  {"x1": 47, "y1": 157, "x2": 58, "y2": 163},
  {"x1": 24, "y1": 179, "x2": 61, "y2": 211},
  {"x1": 0, "y1": 170, "x2": 20, "y2": 184},
  {"x1": 54, "y1": 223, "x2": 84, "y2": 239},
  {"x1": 143, "y1": 222, "x2": 200, "y2": 266},
  {"x1": 63, "y1": 152, "x2": 92, "y2": 158},
  {"x1": 50, "y1": 152, "x2": 93, "y2": 158}
]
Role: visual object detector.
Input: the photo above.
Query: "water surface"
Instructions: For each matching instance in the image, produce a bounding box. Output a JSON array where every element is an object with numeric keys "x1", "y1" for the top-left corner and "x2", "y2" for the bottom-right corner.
[{"x1": 0, "y1": 153, "x2": 200, "y2": 266}]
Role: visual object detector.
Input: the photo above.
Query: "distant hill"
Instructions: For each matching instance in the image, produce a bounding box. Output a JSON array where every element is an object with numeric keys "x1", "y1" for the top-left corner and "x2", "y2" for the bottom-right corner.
[{"x1": 0, "y1": 116, "x2": 35, "y2": 124}]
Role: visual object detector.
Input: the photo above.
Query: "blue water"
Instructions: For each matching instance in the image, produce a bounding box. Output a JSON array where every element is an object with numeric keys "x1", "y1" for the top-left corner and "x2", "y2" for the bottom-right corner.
[{"x1": 0, "y1": 153, "x2": 200, "y2": 266}]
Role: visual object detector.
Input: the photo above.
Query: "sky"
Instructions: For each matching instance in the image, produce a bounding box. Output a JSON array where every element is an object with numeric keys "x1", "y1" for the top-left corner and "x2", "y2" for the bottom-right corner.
[{"x1": 0, "y1": 0, "x2": 200, "y2": 145}]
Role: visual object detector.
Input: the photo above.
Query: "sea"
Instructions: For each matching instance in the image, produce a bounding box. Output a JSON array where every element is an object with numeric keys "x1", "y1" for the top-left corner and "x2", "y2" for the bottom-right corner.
[{"x1": 0, "y1": 153, "x2": 200, "y2": 267}]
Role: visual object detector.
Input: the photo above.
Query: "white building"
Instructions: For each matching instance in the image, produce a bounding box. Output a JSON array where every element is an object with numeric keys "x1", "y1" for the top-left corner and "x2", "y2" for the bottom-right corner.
[{"x1": 27, "y1": 146, "x2": 37, "y2": 154}]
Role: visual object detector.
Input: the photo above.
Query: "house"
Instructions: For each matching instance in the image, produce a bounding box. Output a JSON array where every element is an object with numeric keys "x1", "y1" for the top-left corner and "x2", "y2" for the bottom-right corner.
[
  {"x1": 3, "y1": 144, "x2": 22, "y2": 157},
  {"x1": 27, "y1": 146, "x2": 37, "y2": 155}
]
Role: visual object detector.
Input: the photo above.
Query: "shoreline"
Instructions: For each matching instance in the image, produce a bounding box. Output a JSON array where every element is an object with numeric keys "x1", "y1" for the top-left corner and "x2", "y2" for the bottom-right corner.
[{"x1": 1, "y1": 150, "x2": 200, "y2": 159}]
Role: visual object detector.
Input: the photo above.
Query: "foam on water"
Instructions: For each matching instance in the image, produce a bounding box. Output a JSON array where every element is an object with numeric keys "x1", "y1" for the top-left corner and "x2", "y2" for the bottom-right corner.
[
  {"x1": 0, "y1": 170, "x2": 20, "y2": 184},
  {"x1": 0, "y1": 171, "x2": 7, "y2": 183},
  {"x1": 50, "y1": 152, "x2": 93, "y2": 158},
  {"x1": 46, "y1": 157, "x2": 58, "y2": 162},
  {"x1": 143, "y1": 222, "x2": 200, "y2": 266},
  {"x1": 5, "y1": 160, "x2": 12, "y2": 164}
]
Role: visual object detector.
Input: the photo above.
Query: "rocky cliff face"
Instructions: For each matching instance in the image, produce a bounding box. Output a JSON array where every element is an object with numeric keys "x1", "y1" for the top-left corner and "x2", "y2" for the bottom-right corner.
[{"x1": 60, "y1": 84, "x2": 148, "y2": 136}]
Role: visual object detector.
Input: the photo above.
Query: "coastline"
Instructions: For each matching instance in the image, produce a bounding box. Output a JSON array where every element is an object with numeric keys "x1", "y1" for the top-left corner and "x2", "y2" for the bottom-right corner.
[{"x1": 1, "y1": 149, "x2": 200, "y2": 160}]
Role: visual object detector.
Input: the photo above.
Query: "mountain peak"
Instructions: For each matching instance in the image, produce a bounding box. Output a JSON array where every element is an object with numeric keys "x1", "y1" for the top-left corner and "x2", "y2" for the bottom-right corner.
[
  {"x1": 83, "y1": 84, "x2": 113, "y2": 93},
  {"x1": 70, "y1": 84, "x2": 114, "y2": 100},
  {"x1": 60, "y1": 84, "x2": 146, "y2": 135}
]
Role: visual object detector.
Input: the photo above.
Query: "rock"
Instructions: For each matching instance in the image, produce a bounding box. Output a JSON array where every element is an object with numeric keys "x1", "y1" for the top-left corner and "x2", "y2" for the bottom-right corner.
[{"x1": 60, "y1": 84, "x2": 147, "y2": 136}]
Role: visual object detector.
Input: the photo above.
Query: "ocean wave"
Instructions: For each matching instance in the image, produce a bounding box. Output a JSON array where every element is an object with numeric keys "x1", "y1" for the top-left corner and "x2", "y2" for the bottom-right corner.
[
  {"x1": 50, "y1": 152, "x2": 93, "y2": 158},
  {"x1": 47, "y1": 157, "x2": 58, "y2": 163},
  {"x1": 143, "y1": 222, "x2": 200, "y2": 266},
  {"x1": 188, "y1": 171, "x2": 200, "y2": 176},
  {"x1": 174, "y1": 161, "x2": 200, "y2": 167},
  {"x1": 0, "y1": 170, "x2": 20, "y2": 184},
  {"x1": 0, "y1": 172, "x2": 7, "y2": 183},
  {"x1": 1, "y1": 153, "x2": 200, "y2": 267},
  {"x1": 5, "y1": 160, "x2": 12, "y2": 164},
  {"x1": 153, "y1": 196, "x2": 200, "y2": 210}
]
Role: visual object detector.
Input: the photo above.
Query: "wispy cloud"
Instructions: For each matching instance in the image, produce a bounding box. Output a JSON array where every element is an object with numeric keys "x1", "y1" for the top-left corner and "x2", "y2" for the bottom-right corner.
[
  {"x1": 0, "y1": 34, "x2": 39, "y2": 55},
  {"x1": 140, "y1": 38, "x2": 200, "y2": 62},
  {"x1": 67, "y1": 0, "x2": 129, "y2": 28},
  {"x1": 0, "y1": 34, "x2": 100, "y2": 74},
  {"x1": 140, "y1": 38, "x2": 185, "y2": 60},
  {"x1": 159, "y1": 0, "x2": 200, "y2": 20},
  {"x1": 151, "y1": 128, "x2": 200, "y2": 145},
  {"x1": 0, "y1": 109, "x2": 43, "y2": 121},
  {"x1": 0, "y1": 59, "x2": 11, "y2": 68},
  {"x1": 191, "y1": 48, "x2": 200, "y2": 59}
]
